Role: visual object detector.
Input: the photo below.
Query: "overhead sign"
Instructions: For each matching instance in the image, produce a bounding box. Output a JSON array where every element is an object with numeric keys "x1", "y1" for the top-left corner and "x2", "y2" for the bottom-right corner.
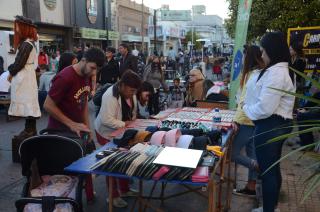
[
  {"x1": 288, "y1": 26, "x2": 320, "y2": 73},
  {"x1": 161, "y1": 10, "x2": 191, "y2": 21},
  {"x1": 87, "y1": 0, "x2": 98, "y2": 24},
  {"x1": 229, "y1": 0, "x2": 253, "y2": 109},
  {"x1": 76, "y1": 28, "x2": 119, "y2": 41}
]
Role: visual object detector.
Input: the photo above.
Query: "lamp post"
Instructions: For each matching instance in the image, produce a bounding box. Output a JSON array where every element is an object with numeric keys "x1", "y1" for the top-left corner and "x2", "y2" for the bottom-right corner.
[
  {"x1": 153, "y1": 9, "x2": 157, "y2": 55},
  {"x1": 141, "y1": 0, "x2": 144, "y2": 52}
]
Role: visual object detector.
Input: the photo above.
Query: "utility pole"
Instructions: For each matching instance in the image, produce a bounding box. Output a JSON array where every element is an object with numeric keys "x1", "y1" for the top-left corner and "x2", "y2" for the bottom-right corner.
[
  {"x1": 153, "y1": 9, "x2": 157, "y2": 54},
  {"x1": 141, "y1": 0, "x2": 144, "y2": 52}
]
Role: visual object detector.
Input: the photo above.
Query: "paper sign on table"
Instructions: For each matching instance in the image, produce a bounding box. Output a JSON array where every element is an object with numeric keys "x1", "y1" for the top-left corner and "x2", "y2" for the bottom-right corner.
[{"x1": 153, "y1": 147, "x2": 203, "y2": 169}]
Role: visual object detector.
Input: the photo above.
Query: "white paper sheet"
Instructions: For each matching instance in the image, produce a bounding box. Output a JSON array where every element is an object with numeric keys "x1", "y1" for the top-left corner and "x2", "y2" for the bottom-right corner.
[{"x1": 153, "y1": 147, "x2": 203, "y2": 168}]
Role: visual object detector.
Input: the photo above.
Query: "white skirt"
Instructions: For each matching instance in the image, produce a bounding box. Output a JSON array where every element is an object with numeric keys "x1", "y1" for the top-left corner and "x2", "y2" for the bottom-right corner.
[{"x1": 8, "y1": 65, "x2": 41, "y2": 118}]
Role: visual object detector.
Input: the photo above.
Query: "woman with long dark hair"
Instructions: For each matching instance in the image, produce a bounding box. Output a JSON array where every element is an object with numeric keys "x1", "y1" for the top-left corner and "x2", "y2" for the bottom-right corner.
[
  {"x1": 243, "y1": 32, "x2": 295, "y2": 212},
  {"x1": 58, "y1": 52, "x2": 78, "y2": 73},
  {"x1": 232, "y1": 45, "x2": 265, "y2": 197},
  {"x1": 8, "y1": 16, "x2": 40, "y2": 139}
]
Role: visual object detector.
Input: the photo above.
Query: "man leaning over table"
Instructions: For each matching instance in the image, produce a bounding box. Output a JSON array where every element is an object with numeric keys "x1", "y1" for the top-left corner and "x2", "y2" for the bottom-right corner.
[{"x1": 94, "y1": 69, "x2": 142, "y2": 208}]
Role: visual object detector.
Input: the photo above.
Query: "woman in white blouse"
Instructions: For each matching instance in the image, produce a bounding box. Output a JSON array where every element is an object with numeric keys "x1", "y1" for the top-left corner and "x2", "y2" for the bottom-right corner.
[{"x1": 243, "y1": 32, "x2": 295, "y2": 212}]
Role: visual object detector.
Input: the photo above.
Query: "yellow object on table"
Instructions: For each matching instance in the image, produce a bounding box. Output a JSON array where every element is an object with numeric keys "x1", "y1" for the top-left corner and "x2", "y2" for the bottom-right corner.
[{"x1": 207, "y1": 145, "x2": 224, "y2": 157}]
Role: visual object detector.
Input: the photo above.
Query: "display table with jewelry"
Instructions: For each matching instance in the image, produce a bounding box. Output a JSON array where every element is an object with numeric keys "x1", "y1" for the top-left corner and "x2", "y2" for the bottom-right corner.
[{"x1": 66, "y1": 108, "x2": 236, "y2": 212}]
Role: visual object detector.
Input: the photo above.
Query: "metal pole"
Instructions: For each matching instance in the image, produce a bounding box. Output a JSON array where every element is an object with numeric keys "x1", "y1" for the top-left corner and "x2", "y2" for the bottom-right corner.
[
  {"x1": 153, "y1": 10, "x2": 157, "y2": 54},
  {"x1": 141, "y1": 0, "x2": 144, "y2": 52},
  {"x1": 191, "y1": 26, "x2": 193, "y2": 58}
]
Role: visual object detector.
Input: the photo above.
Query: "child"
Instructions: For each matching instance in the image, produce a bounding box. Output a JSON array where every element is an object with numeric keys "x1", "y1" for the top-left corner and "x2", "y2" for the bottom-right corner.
[{"x1": 170, "y1": 78, "x2": 185, "y2": 108}]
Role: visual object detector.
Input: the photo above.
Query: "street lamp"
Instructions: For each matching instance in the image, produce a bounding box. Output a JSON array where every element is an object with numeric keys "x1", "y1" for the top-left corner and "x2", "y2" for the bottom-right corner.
[{"x1": 196, "y1": 39, "x2": 208, "y2": 62}]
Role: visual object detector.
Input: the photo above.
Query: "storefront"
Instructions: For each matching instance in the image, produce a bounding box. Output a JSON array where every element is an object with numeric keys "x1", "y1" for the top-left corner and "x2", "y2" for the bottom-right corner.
[
  {"x1": 73, "y1": 0, "x2": 111, "y2": 49},
  {"x1": 73, "y1": 27, "x2": 119, "y2": 49},
  {"x1": 36, "y1": 23, "x2": 73, "y2": 53}
]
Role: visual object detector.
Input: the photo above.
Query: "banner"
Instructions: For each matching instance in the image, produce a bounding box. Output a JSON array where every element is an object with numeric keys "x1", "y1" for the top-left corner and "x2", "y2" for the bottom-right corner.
[
  {"x1": 229, "y1": 0, "x2": 253, "y2": 108},
  {"x1": 287, "y1": 26, "x2": 320, "y2": 73},
  {"x1": 161, "y1": 10, "x2": 191, "y2": 21}
]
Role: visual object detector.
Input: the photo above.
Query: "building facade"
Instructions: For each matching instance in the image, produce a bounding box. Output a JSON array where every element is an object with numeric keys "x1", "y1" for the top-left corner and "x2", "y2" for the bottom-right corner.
[{"x1": 112, "y1": 0, "x2": 151, "y2": 52}]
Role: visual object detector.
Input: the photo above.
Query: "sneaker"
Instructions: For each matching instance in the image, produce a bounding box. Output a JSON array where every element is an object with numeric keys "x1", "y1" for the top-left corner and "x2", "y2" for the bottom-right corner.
[
  {"x1": 107, "y1": 197, "x2": 128, "y2": 208},
  {"x1": 251, "y1": 206, "x2": 280, "y2": 212},
  {"x1": 233, "y1": 187, "x2": 256, "y2": 197},
  {"x1": 252, "y1": 207, "x2": 263, "y2": 212},
  {"x1": 121, "y1": 190, "x2": 138, "y2": 197}
]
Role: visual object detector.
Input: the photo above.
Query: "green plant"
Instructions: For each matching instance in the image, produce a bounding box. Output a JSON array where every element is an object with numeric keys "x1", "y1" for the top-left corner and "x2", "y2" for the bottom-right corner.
[{"x1": 264, "y1": 67, "x2": 320, "y2": 203}]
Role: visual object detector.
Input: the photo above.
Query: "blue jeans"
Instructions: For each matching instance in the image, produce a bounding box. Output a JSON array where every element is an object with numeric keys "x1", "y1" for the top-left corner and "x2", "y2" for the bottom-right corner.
[
  {"x1": 232, "y1": 124, "x2": 257, "y2": 181},
  {"x1": 253, "y1": 115, "x2": 292, "y2": 212}
]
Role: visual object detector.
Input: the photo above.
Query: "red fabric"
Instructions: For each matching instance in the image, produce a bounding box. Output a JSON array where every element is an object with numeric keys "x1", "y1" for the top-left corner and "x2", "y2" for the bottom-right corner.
[
  {"x1": 85, "y1": 175, "x2": 95, "y2": 201},
  {"x1": 47, "y1": 66, "x2": 91, "y2": 129},
  {"x1": 38, "y1": 53, "x2": 48, "y2": 65},
  {"x1": 212, "y1": 66, "x2": 222, "y2": 74},
  {"x1": 95, "y1": 130, "x2": 109, "y2": 145},
  {"x1": 106, "y1": 177, "x2": 129, "y2": 198}
]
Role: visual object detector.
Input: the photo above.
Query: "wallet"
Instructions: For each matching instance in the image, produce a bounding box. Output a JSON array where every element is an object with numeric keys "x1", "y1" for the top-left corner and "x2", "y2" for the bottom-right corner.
[
  {"x1": 152, "y1": 166, "x2": 170, "y2": 180},
  {"x1": 191, "y1": 166, "x2": 209, "y2": 183}
]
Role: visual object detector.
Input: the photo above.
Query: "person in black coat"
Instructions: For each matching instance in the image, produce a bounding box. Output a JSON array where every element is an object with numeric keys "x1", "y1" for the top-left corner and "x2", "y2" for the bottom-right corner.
[
  {"x1": 289, "y1": 41, "x2": 306, "y2": 92},
  {"x1": 118, "y1": 43, "x2": 138, "y2": 77},
  {"x1": 97, "y1": 47, "x2": 119, "y2": 85}
]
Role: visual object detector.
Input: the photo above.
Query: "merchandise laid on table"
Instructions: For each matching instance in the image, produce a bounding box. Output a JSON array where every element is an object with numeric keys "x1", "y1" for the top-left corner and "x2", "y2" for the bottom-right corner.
[
  {"x1": 90, "y1": 128, "x2": 223, "y2": 183},
  {"x1": 65, "y1": 107, "x2": 236, "y2": 212}
]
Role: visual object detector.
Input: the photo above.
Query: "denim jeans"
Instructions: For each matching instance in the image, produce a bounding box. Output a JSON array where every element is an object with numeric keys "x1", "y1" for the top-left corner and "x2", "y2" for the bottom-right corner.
[
  {"x1": 253, "y1": 115, "x2": 292, "y2": 212},
  {"x1": 231, "y1": 124, "x2": 257, "y2": 181}
]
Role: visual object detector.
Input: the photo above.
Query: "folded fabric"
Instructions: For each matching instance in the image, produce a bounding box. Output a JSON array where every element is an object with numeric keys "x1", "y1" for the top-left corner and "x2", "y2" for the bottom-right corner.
[
  {"x1": 129, "y1": 131, "x2": 152, "y2": 147},
  {"x1": 164, "y1": 129, "x2": 182, "y2": 147},
  {"x1": 113, "y1": 129, "x2": 138, "y2": 147},
  {"x1": 158, "y1": 127, "x2": 171, "y2": 132},
  {"x1": 150, "y1": 131, "x2": 166, "y2": 146},
  {"x1": 152, "y1": 166, "x2": 170, "y2": 180},
  {"x1": 206, "y1": 130, "x2": 222, "y2": 146},
  {"x1": 190, "y1": 136, "x2": 209, "y2": 150},
  {"x1": 145, "y1": 145, "x2": 163, "y2": 156},
  {"x1": 145, "y1": 126, "x2": 159, "y2": 133},
  {"x1": 191, "y1": 166, "x2": 209, "y2": 183},
  {"x1": 130, "y1": 143, "x2": 149, "y2": 153},
  {"x1": 176, "y1": 135, "x2": 194, "y2": 149},
  {"x1": 180, "y1": 129, "x2": 204, "y2": 137}
]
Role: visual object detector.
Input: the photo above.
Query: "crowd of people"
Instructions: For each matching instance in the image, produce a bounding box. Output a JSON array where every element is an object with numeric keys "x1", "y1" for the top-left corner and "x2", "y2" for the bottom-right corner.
[{"x1": 1, "y1": 15, "x2": 319, "y2": 212}]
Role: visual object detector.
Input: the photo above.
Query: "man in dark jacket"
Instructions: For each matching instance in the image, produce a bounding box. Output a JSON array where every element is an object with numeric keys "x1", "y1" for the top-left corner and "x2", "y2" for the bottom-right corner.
[
  {"x1": 118, "y1": 43, "x2": 138, "y2": 77},
  {"x1": 97, "y1": 47, "x2": 119, "y2": 85}
]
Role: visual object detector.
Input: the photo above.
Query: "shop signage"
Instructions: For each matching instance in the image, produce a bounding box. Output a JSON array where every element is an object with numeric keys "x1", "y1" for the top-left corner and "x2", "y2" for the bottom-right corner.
[
  {"x1": 44, "y1": 0, "x2": 57, "y2": 10},
  {"x1": 288, "y1": 26, "x2": 320, "y2": 73},
  {"x1": 121, "y1": 34, "x2": 150, "y2": 43},
  {"x1": 148, "y1": 26, "x2": 163, "y2": 37},
  {"x1": 87, "y1": 0, "x2": 98, "y2": 24},
  {"x1": 161, "y1": 10, "x2": 191, "y2": 21},
  {"x1": 229, "y1": 0, "x2": 253, "y2": 108},
  {"x1": 77, "y1": 27, "x2": 119, "y2": 41}
]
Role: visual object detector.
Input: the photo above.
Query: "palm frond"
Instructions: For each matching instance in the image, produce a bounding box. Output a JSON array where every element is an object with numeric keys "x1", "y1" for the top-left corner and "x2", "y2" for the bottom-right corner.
[
  {"x1": 269, "y1": 87, "x2": 320, "y2": 105},
  {"x1": 257, "y1": 127, "x2": 320, "y2": 148},
  {"x1": 289, "y1": 67, "x2": 320, "y2": 90},
  {"x1": 262, "y1": 142, "x2": 319, "y2": 175},
  {"x1": 301, "y1": 174, "x2": 320, "y2": 203}
]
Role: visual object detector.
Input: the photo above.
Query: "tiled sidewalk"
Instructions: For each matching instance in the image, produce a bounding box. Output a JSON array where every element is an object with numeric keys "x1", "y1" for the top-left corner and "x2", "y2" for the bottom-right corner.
[{"x1": 233, "y1": 141, "x2": 320, "y2": 212}]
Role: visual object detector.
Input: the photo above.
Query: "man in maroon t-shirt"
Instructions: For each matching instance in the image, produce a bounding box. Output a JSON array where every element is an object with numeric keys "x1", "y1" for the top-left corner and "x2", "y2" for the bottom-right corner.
[{"x1": 44, "y1": 47, "x2": 105, "y2": 137}]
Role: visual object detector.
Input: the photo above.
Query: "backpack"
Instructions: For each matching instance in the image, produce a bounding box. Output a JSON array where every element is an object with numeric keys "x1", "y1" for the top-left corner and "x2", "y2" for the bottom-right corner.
[{"x1": 93, "y1": 83, "x2": 113, "y2": 107}]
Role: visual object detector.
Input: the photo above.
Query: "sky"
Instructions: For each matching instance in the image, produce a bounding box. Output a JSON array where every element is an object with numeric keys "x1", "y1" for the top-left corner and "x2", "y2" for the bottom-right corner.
[{"x1": 134, "y1": 0, "x2": 230, "y2": 20}]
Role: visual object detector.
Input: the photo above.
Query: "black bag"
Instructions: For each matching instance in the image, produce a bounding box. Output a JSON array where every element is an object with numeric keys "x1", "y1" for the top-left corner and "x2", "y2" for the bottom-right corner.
[
  {"x1": 93, "y1": 83, "x2": 113, "y2": 107},
  {"x1": 39, "y1": 129, "x2": 96, "y2": 154}
]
